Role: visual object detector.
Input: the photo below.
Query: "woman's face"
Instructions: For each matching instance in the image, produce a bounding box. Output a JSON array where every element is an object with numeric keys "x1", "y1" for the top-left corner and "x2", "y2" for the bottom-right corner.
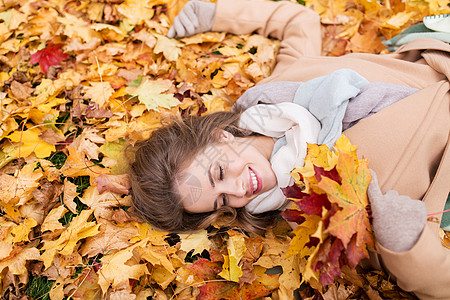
[{"x1": 175, "y1": 130, "x2": 277, "y2": 213}]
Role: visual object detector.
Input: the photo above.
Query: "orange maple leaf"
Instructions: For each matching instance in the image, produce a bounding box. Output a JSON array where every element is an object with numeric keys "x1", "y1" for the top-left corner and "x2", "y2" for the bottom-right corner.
[{"x1": 316, "y1": 150, "x2": 373, "y2": 249}]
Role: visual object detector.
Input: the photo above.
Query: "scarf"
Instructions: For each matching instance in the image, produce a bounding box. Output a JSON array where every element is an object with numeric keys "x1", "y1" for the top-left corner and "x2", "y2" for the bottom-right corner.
[{"x1": 240, "y1": 69, "x2": 370, "y2": 213}]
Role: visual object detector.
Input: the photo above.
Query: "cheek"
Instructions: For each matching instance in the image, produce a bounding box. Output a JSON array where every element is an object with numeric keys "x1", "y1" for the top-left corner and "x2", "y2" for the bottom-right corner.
[{"x1": 228, "y1": 197, "x2": 252, "y2": 208}]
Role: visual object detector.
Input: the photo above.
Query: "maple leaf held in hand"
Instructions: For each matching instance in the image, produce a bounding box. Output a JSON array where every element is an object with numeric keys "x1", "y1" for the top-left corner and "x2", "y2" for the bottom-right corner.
[
  {"x1": 126, "y1": 78, "x2": 180, "y2": 111},
  {"x1": 30, "y1": 43, "x2": 68, "y2": 74}
]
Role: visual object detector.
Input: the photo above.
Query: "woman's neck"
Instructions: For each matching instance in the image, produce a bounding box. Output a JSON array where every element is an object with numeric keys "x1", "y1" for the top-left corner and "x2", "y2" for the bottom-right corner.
[{"x1": 238, "y1": 135, "x2": 275, "y2": 160}]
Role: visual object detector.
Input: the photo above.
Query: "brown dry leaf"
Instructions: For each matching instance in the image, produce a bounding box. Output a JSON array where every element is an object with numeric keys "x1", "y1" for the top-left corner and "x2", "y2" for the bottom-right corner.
[
  {"x1": 41, "y1": 205, "x2": 68, "y2": 232},
  {"x1": 79, "y1": 185, "x2": 131, "y2": 219},
  {"x1": 0, "y1": 163, "x2": 43, "y2": 206},
  {"x1": 97, "y1": 239, "x2": 149, "y2": 294},
  {"x1": 10, "y1": 80, "x2": 34, "y2": 101},
  {"x1": 60, "y1": 146, "x2": 107, "y2": 183},
  {"x1": 38, "y1": 129, "x2": 66, "y2": 145},
  {"x1": 67, "y1": 267, "x2": 102, "y2": 300},
  {"x1": 79, "y1": 218, "x2": 139, "y2": 257},
  {"x1": 63, "y1": 178, "x2": 78, "y2": 214},
  {"x1": 40, "y1": 209, "x2": 100, "y2": 269},
  {"x1": 0, "y1": 246, "x2": 40, "y2": 276},
  {"x1": 95, "y1": 174, "x2": 130, "y2": 195}
]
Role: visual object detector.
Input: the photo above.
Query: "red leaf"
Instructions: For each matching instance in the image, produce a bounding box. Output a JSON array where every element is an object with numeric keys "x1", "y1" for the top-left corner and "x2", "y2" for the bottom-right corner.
[
  {"x1": 295, "y1": 191, "x2": 331, "y2": 216},
  {"x1": 30, "y1": 43, "x2": 68, "y2": 74},
  {"x1": 281, "y1": 183, "x2": 304, "y2": 199},
  {"x1": 197, "y1": 281, "x2": 273, "y2": 300},
  {"x1": 280, "y1": 209, "x2": 305, "y2": 224},
  {"x1": 319, "y1": 263, "x2": 342, "y2": 286},
  {"x1": 311, "y1": 238, "x2": 343, "y2": 286},
  {"x1": 346, "y1": 234, "x2": 369, "y2": 268},
  {"x1": 328, "y1": 238, "x2": 344, "y2": 265},
  {"x1": 304, "y1": 236, "x2": 320, "y2": 248},
  {"x1": 313, "y1": 165, "x2": 341, "y2": 184},
  {"x1": 187, "y1": 258, "x2": 222, "y2": 281}
]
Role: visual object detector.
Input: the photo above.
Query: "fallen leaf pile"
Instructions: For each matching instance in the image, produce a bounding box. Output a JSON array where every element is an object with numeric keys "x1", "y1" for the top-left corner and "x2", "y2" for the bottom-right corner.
[
  {"x1": 0, "y1": 0, "x2": 448, "y2": 298},
  {"x1": 306, "y1": 0, "x2": 450, "y2": 55},
  {"x1": 281, "y1": 135, "x2": 374, "y2": 289}
]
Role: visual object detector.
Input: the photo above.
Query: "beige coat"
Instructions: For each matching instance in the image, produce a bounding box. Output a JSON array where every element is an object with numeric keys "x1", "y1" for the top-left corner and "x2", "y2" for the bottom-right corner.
[{"x1": 213, "y1": 0, "x2": 450, "y2": 299}]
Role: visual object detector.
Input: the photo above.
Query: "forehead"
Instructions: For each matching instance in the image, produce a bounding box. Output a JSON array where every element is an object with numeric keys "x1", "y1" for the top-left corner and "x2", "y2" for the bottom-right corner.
[{"x1": 177, "y1": 171, "x2": 205, "y2": 208}]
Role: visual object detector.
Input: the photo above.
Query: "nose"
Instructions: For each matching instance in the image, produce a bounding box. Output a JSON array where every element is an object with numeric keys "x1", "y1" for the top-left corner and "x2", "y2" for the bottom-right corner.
[{"x1": 220, "y1": 176, "x2": 247, "y2": 207}]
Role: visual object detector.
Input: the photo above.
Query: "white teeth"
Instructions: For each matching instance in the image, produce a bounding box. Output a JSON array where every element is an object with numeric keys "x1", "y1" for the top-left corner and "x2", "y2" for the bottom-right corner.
[{"x1": 250, "y1": 169, "x2": 258, "y2": 193}]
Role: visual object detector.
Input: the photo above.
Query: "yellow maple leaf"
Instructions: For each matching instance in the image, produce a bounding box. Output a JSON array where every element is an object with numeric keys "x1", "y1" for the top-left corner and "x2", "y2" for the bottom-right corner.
[
  {"x1": 286, "y1": 214, "x2": 321, "y2": 258},
  {"x1": 130, "y1": 221, "x2": 168, "y2": 245},
  {"x1": 33, "y1": 78, "x2": 65, "y2": 106},
  {"x1": 139, "y1": 244, "x2": 177, "y2": 273},
  {"x1": 218, "y1": 230, "x2": 247, "y2": 282},
  {"x1": 60, "y1": 146, "x2": 107, "y2": 183},
  {"x1": 126, "y1": 78, "x2": 179, "y2": 111},
  {"x1": 154, "y1": 33, "x2": 182, "y2": 61},
  {"x1": 302, "y1": 221, "x2": 325, "y2": 290},
  {"x1": 41, "y1": 205, "x2": 68, "y2": 232},
  {"x1": 40, "y1": 209, "x2": 100, "y2": 269},
  {"x1": 57, "y1": 13, "x2": 100, "y2": 43},
  {"x1": 90, "y1": 23, "x2": 127, "y2": 42},
  {"x1": 0, "y1": 118, "x2": 18, "y2": 140},
  {"x1": 97, "y1": 238, "x2": 149, "y2": 294},
  {"x1": 118, "y1": 0, "x2": 156, "y2": 25},
  {"x1": 179, "y1": 230, "x2": 211, "y2": 256},
  {"x1": 79, "y1": 218, "x2": 139, "y2": 257},
  {"x1": 7, "y1": 127, "x2": 56, "y2": 159},
  {"x1": 11, "y1": 218, "x2": 38, "y2": 243},
  {"x1": 83, "y1": 81, "x2": 115, "y2": 108}
]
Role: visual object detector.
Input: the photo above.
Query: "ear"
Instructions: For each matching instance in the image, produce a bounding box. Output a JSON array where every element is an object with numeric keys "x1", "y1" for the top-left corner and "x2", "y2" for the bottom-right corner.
[{"x1": 213, "y1": 128, "x2": 235, "y2": 142}]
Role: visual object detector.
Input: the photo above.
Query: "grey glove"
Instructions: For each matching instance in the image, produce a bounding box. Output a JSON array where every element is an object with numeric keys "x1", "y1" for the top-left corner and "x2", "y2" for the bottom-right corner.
[
  {"x1": 233, "y1": 81, "x2": 302, "y2": 112},
  {"x1": 167, "y1": 0, "x2": 216, "y2": 39},
  {"x1": 368, "y1": 171, "x2": 427, "y2": 252}
]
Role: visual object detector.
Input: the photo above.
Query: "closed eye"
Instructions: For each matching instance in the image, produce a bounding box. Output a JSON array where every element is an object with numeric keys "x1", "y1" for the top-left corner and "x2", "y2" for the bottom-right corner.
[
  {"x1": 221, "y1": 194, "x2": 227, "y2": 207},
  {"x1": 219, "y1": 165, "x2": 224, "y2": 180}
]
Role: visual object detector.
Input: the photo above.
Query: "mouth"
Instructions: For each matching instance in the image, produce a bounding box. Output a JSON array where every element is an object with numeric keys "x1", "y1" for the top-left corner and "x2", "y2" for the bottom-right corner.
[{"x1": 249, "y1": 167, "x2": 262, "y2": 195}]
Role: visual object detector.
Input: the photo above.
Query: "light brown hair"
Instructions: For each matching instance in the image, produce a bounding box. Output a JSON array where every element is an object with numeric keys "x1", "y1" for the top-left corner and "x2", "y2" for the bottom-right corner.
[{"x1": 127, "y1": 111, "x2": 278, "y2": 234}]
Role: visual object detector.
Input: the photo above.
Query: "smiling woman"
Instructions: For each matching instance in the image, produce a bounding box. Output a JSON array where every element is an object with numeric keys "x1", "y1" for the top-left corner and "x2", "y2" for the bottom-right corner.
[{"x1": 127, "y1": 111, "x2": 280, "y2": 234}]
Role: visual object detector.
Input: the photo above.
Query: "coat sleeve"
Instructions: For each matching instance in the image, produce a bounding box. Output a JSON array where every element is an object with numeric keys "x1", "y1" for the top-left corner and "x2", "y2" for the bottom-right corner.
[
  {"x1": 377, "y1": 221, "x2": 450, "y2": 300},
  {"x1": 345, "y1": 81, "x2": 450, "y2": 299},
  {"x1": 212, "y1": 0, "x2": 322, "y2": 73}
]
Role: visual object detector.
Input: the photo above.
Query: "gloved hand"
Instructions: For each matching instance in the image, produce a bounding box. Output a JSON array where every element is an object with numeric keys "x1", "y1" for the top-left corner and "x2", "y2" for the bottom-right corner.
[
  {"x1": 233, "y1": 81, "x2": 302, "y2": 112},
  {"x1": 367, "y1": 171, "x2": 427, "y2": 252},
  {"x1": 167, "y1": 0, "x2": 216, "y2": 39}
]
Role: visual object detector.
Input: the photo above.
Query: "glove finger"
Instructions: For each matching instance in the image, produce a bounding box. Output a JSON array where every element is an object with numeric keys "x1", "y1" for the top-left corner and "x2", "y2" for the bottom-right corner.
[
  {"x1": 367, "y1": 170, "x2": 383, "y2": 199},
  {"x1": 167, "y1": 26, "x2": 176, "y2": 38},
  {"x1": 180, "y1": 2, "x2": 198, "y2": 26},
  {"x1": 177, "y1": 10, "x2": 196, "y2": 36},
  {"x1": 171, "y1": 18, "x2": 187, "y2": 38}
]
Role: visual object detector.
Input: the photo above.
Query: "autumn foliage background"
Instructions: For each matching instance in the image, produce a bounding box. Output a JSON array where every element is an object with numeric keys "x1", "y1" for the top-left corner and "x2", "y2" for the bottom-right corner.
[{"x1": 0, "y1": 0, "x2": 449, "y2": 299}]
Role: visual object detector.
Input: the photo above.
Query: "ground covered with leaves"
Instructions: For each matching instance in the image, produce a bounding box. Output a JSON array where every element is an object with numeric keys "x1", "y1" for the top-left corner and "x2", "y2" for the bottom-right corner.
[{"x1": 1, "y1": 0, "x2": 449, "y2": 299}]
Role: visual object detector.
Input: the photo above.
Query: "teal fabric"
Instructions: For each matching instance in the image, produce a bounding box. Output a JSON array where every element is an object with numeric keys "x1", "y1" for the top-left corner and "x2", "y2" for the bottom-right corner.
[
  {"x1": 383, "y1": 23, "x2": 450, "y2": 51},
  {"x1": 441, "y1": 194, "x2": 450, "y2": 231}
]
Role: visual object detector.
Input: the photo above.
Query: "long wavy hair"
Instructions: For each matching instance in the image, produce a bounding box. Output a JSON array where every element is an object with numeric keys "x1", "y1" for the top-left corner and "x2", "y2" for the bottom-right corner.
[{"x1": 127, "y1": 111, "x2": 278, "y2": 234}]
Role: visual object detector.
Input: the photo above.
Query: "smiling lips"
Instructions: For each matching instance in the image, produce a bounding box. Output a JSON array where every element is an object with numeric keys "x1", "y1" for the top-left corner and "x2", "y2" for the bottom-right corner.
[{"x1": 249, "y1": 167, "x2": 262, "y2": 195}]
